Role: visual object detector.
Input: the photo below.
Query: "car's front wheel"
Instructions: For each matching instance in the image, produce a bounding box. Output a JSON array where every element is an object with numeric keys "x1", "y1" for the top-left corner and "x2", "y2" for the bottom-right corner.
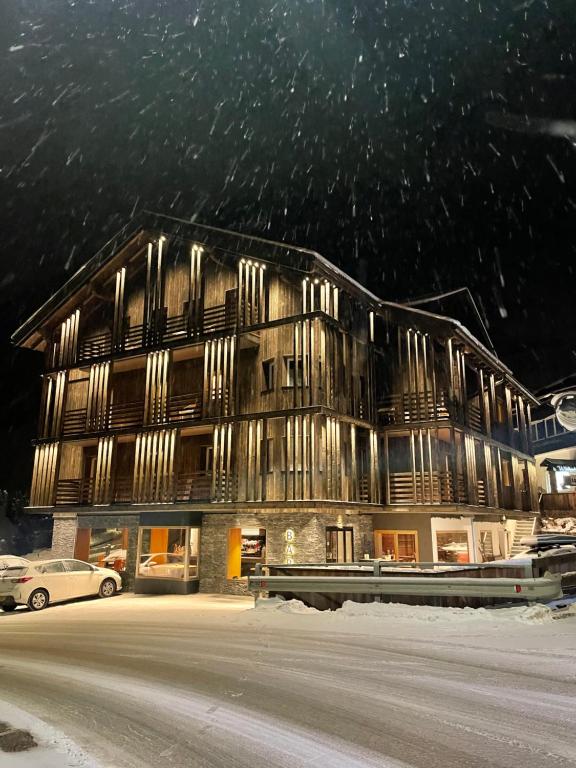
[
  {"x1": 28, "y1": 589, "x2": 49, "y2": 611},
  {"x1": 99, "y1": 578, "x2": 117, "y2": 598}
]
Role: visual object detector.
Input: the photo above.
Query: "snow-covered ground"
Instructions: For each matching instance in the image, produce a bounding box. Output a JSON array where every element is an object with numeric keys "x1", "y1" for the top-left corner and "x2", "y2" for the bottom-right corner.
[{"x1": 1, "y1": 593, "x2": 575, "y2": 768}]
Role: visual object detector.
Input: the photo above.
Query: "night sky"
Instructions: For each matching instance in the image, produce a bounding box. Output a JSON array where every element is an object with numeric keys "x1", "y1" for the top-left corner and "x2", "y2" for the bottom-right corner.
[{"x1": 1, "y1": 0, "x2": 575, "y2": 492}]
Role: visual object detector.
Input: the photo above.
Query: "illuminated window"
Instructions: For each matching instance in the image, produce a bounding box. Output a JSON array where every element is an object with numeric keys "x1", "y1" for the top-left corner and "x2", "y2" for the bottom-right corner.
[
  {"x1": 137, "y1": 527, "x2": 200, "y2": 580},
  {"x1": 75, "y1": 527, "x2": 128, "y2": 573},
  {"x1": 436, "y1": 531, "x2": 470, "y2": 563},
  {"x1": 227, "y1": 527, "x2": 266, "y2": 579}
]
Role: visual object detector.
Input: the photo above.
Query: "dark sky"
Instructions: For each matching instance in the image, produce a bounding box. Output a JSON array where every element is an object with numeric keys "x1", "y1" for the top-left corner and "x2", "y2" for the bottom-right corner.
[{"x1": 1, "y1": 0, "x2": 575, "y2": 492}]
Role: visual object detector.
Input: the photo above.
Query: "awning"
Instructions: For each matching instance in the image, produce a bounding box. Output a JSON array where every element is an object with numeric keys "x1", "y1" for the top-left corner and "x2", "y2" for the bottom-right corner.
[{"x1": 541, "y1": 458, "x2": 576, "y2": 472}]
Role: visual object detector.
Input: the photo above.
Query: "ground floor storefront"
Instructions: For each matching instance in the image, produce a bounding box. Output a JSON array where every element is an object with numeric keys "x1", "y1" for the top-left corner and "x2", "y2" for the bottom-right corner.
[{"x1": 48, "y1": 507, "x2": 531, "y2": 594}]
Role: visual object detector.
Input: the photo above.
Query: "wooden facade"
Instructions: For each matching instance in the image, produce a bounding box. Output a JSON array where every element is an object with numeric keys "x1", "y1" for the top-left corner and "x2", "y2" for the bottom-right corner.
[{"x1": 14, "y1": 213, "x2": 539, "y2": 542}]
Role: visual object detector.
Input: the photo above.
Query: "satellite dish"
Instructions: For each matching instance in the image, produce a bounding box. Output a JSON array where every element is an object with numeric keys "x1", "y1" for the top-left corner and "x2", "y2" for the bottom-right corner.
[{"x1": 551, "y1": 391, "x2": 576, "y2": 432}]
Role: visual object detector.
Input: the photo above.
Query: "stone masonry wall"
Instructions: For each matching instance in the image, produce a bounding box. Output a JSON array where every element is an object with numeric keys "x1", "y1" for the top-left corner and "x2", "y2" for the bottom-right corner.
[
  {"x1": 51, "y1": 513, "x2": 78, "y2": 558},
  {"x1": 199, "y1": 510, "x2": 374, "y2": 595}
]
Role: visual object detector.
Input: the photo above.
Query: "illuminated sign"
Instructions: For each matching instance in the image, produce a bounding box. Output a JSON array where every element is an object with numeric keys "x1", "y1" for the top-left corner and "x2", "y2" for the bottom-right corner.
[{"x1": 284, "y1": 528, "x2": 296, "y2": 564}]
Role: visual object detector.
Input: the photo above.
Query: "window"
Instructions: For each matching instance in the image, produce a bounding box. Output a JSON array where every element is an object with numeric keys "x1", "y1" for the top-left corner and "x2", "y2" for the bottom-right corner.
[
  {"x1": 75, "y1": 528, "x2": 128, "y2": 573},
  {"x1": 285, "y1": 356, "x2": 308, "y2": 387},
  {"x1": 436, "y1": 531, "x2": 470, "y2": 563},
  {"x1": 262, "y1": 359, "x2": 275, "y2": 391},
  {"x1": 374, "y1": 530, "x2": 418, "y2": 562},
  {"x1": 227, "y1": 527, "x2": 266, "y2": 579},
  {"x1": 38, "y1": 562, "x2": 66, "y2": 574},
  {"x1": 137, "y1": 527, "x2": 200, "y2": 580},
  {"x1": 200, "y1": 445, "x2": 213, "y2": 473},
  {"x1": 326, "y1": 527, "x2": 354, "y2": 563},
  {"x1": 63, "y1": 560, "x2": 93, "y2": 572}
]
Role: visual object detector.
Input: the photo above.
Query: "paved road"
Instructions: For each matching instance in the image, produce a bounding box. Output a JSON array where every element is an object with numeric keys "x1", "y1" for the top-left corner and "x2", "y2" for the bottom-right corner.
[{"x1": 1, "y1": 595, "x2": 575, "y2": 768}]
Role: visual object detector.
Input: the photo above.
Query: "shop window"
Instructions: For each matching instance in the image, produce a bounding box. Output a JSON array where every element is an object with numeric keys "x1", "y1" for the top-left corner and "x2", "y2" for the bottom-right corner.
[
  {"x1": 137, "y1": 527, "x2": 200, "y2": 580},
  {"x1": 227, "y1": 527, "x2": 266, "y2": 579},
  {"x1": 262, "y1": 359, "x2": 275, "y2": 392},
  {"x1": 478, "y1": 530, "x2": 495, "y2": 561},
  {"x1": 436, "y1": 531, "x2": 470, "y2": 563},
  {"x1": 75, "y1": 528, "x2": 128, "y2": 573},
  {"x1": 374, "y1": 530, "x2": 418, "y2": 562},
  {"x1": 326, "y1": 527, "x2": 354, "y2": 563}
]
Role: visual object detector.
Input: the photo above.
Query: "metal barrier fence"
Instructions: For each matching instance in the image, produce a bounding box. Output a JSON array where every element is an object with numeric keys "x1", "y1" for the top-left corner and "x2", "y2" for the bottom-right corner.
[{"x1": 248, "y1": 560, "x2": 562, "y2": 606}]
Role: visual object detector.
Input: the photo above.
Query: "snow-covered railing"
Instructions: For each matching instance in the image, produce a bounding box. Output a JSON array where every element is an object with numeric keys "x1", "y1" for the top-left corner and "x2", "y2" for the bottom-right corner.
[
  {"x1": 248, "y1": 573, "x2": 562, "y2": 603},
  {"x1": 254, "y1": 560, "x2": 535, "y2": 579}
]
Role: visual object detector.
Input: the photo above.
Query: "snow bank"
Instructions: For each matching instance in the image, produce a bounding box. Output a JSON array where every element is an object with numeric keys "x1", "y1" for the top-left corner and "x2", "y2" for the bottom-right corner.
[
  {"x1": 0, "y1": 701, "x2": 100, "y2": 768},
  {"x1": 254, "y1": 596, "x2": 317, "y2": 614},
  {"x1": 254, "y1": 597, "x2": 575, "y2": 624}
]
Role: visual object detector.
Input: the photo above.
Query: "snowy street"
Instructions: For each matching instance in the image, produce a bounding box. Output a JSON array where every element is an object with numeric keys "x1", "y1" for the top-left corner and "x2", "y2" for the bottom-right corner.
[{"x1": 0, "y1": 595, "x2": 575, "y2": 768}]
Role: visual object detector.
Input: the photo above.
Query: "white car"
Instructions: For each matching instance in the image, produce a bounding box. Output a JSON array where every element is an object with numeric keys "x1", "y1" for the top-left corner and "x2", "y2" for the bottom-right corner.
[
  {"x1": 0, "y1": 555, "x2": 29, "y2": 571},
  {"x1": 0, "y1": 558, "x2": 122, "y2": 612},
  {"x1": 139, "y1": 553, "x2": 185, "y2": 578}
]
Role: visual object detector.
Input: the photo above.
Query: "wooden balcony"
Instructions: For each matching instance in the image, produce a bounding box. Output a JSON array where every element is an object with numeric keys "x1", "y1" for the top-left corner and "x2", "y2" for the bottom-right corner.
[
  {"x1": 109, "y1": 400, "x2": 144, "y2": 430},
  {"x1": 78, "y1": 330, "x2": 112, "y2": 362},
  {"x1": 541, "y1": 492, "x2": 576, "y2": 514},
  {"x1": 388, "y1": 470, "x2": 467, "y2": 505},
  {"x1": 175, "y1": 472, "x2": 212, "y2": 502},
  {"x1": 55, "y1": 478, "x2": 94, "y2": 506},
  {"x1": 62, "y1": 408, "x2": 88, "y2": 436},
  {"x1": 168, "y1": 392, "x2": 202, "y2": 423},
  {"x1": 379, "y1": 391, "x2": 452, "y2": 426}
]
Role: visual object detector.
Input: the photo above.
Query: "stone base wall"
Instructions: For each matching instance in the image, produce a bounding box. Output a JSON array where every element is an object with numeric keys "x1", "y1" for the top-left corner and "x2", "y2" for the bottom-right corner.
[
  {"x1": 51, "y1": 513, "x2": 78, "y2": 558},
  {"x1": 199, "y1": 510, "x2": 374, "y2": 595}
]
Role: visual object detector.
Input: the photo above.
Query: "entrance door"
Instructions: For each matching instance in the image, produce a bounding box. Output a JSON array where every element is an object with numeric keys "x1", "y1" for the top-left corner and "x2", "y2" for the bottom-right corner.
[
  {"x1": 374, "y1": 530, "x2": 418, "y2": 562},
  {"x1": 326, "y1": 527, "x2": 354, "y2": 563}
]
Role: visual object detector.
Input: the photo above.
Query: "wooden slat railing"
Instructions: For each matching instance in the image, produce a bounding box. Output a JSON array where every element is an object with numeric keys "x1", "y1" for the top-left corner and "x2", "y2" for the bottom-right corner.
[
  {"x1": 388, "y1": 470, "x2": 469, "y2": 505},
  {"x1": 541, "y1": 492, "x2": 576, "y2": 513},
  {"x1": 111, "y1": 475, "x2": 133, "y2": 504},
  {"x1": 202, "y1": 303, "x2": 234, "y2": 334},
  {"x1": 175, "y1": 472, "x2": 212, "y2": 502},
  {"x1": 168, "y1": 392, "x2": 202, "y2": 423},
  {"x1": 78, "y1": 330, "x2": 112, "y2": 362},
  {"x1": 55, "y1": 478, "x2": 94, "y2": 506},
  {"x1": 109, "y1": 400, "x2": 144, "y2": 430},
  {"x1": 62, "y1": 408, "x2": 88, "y2": 436}
]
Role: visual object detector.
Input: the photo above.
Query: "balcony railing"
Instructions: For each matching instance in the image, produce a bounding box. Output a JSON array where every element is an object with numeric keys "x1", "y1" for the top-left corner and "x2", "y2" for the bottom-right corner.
[
  {"x1": 62, "y1": 408, "x2": 88, "y2": 437},
  {"x1": 175, "y1": 472, "x2": 212, "y2": 502},
  {"x1": 70, "y1": 303, "x2": 238, "y2": 367},
  {"x1": 379, "y1": 391, "x2": 452, "y2": 426},
  {"x1": 78, "y1": 330, "x2": 112, "y2": 362},
  {"x1": 168, "y1": 392, "x2": 202, "y2": 423},
  {"x1": 55, "y1": 478, "x2": 94, "y2": 506},
  {"x1": 388, "y1": 470, "x2": 467, "y2": 505},
  {"x1": 109, "y1": 400, "x2": 144, "y2": 430},
  {"x1": 541, "y1": 492, "x2": 576, "y2": 513}
]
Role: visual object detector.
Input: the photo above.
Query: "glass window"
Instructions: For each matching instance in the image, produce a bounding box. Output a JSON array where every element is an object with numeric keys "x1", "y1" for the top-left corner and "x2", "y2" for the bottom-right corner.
[
  {"x1": 262, "y1": 359, "x2": 275, "y2": 391},
  {"x1": 374, "y1": 530, "x2": 418, "y2": 562},
  {"x1": 436, "y1": 531, "x2": 470, "y2": 563},
  {"x1": 75, "y1": 528, "x2": 128, "y2": 573},
  {"x1": 137, "y1": 527, "x2": 200, "y2": 580},
  {"x1": 64, "y1": 560, "x2": 93, "y2": 572},
  {"x1": 227, "y1": 527, "x2": 266, "y2": 579},
  {"x1": 188, "y1": 528, "x2": 200, "y2": 577},
  {"x1": 326, "y1": 527, "x2": 354, "y2": 563},
  {"x1": 285, "y1": 356, "x2": 308, "y2": 387},
  {"x1": 38, "y1": 561, "x2": 66, "y2": 574}
]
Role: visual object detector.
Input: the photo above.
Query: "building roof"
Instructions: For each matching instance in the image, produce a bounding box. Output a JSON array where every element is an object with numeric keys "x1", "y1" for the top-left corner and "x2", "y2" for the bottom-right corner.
[{"x1": 11, "y1": 210, "x2": 537, "y2": 403}]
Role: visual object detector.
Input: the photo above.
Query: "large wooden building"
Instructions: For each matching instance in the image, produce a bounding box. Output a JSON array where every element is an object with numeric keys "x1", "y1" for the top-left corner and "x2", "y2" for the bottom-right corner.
[{"x1": 13, "y1": 213, "x2": 540, "y2": 593}]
